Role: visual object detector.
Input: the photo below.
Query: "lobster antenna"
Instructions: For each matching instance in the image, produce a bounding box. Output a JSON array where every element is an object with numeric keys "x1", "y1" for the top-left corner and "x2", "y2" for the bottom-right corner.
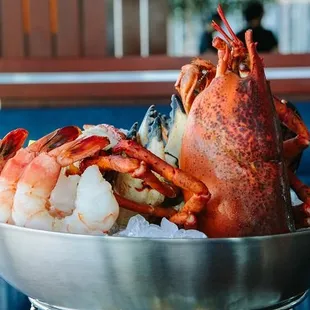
[
  {"x1": 211, "y1": 20, "x2": 233, "y2": 46},
  {"x1": 217, "y1": 5, "x2": 240, "y2": 43}
]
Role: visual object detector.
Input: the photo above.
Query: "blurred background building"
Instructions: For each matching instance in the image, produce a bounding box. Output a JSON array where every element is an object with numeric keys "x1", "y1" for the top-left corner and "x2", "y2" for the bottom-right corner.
[
  {"x1": 104, "y1": 0, "x2": 310, "y2": 57},
  {"x1": 7, "y1": 0, "x2": 307, "y2": 59},
  {"x1": 166, "y1": 0, "x2": 310, "y2": 56}
]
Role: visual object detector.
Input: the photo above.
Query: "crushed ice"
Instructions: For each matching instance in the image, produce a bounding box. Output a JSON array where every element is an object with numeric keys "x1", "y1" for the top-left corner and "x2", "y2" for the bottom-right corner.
[
  {"x1": 290, "y1": 189, "x2": 302, "y2": 206},
  {"x1": 114, "y1": 215, "x2": 207, "y2": 239}
]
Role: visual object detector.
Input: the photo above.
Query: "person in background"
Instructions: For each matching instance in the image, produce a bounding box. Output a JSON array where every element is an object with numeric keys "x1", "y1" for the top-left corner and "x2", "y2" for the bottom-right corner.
[
  {"x1": 236, "y1": 1, "x2": 278, "y2": 53},
  {"x1": 199, "y1": 12, "x2": 222, "y2": 54}
]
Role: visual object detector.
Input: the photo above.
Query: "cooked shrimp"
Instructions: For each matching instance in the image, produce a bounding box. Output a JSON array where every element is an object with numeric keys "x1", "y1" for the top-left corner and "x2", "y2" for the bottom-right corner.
[
  {"x1": 12, "y1": 135, "x2": 118, "y2": 235},
  {"x1": 0, "y1": 126, "x2": 81, "y2": 223},
  {"x1": 0, "y1": 128, "x2": 28, "y2": 172}
]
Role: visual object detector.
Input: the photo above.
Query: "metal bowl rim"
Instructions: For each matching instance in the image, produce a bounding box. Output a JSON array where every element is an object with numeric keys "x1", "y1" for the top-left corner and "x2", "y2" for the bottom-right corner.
[{"x1": 1, "y1": 222, "x2": 310, "y2": 243}]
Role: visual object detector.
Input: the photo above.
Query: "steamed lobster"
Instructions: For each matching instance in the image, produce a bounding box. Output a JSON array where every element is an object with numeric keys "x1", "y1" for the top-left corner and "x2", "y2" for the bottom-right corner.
[
  {"x1": 174, "y1": 5, "x2": 310, "y2": 237},
  {"x1": 79, "y1": 5, "x2": 310, "y2": 238}
]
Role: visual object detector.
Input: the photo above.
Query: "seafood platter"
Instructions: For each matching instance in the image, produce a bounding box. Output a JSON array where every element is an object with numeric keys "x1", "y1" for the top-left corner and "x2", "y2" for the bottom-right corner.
[{"x1": 1, "y1": 5, "x2": 310, "y2": 310}]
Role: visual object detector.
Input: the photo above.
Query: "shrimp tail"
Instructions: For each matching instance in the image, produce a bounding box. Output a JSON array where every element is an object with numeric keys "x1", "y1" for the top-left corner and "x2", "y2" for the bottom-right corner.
[
  {"x1": 56, "y1": 136, "x2": 111, "y2": 167},
  {"x1": 0, "y1": 128, "x2": 28, "y2": 162},
  {"x1": 28, "y1": 126, "x2": 82, "y2": 153}
]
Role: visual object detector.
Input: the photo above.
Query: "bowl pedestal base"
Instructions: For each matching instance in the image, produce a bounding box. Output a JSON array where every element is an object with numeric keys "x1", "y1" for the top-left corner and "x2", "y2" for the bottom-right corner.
[{"x1": 28, "y1": 291, "x2": 309, "y2": 310}]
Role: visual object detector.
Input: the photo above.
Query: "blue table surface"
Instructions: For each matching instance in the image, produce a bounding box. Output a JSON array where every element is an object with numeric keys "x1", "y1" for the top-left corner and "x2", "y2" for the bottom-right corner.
[{"x1": 0, "y1": 101, "x2": 310, "y2": 310}]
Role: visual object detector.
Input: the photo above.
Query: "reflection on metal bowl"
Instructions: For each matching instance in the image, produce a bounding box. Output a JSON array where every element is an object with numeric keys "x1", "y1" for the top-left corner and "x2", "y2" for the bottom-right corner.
[{"x1": 0, "y1": 223, "x2": 310, "y2": 310}]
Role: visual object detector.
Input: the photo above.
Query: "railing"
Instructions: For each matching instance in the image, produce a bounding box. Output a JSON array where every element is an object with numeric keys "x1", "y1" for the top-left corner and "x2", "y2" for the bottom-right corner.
[{"x1": 0, "y1": 54, "x2": 308, "y2": 106}]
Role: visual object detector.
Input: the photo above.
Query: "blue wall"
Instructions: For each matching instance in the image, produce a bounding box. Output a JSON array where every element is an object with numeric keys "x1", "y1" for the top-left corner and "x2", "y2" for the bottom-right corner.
[
  {"x1": 0, "y1": 104, "x2": 170, "y2": 141},
  {"x1": 0, "y1": 102, "x2": 309, "y2": 310}
]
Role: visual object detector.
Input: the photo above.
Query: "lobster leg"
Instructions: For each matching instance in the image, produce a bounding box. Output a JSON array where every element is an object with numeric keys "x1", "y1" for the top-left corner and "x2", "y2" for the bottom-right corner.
[
  {"x1": 112, "y1": 140, "x2": 211, "y2": 228},
  {"x1": 287, "y1": 169, "x2": 310, "y2": 228},
  {"x1": 275, "y1": 97, "x2": 310, "y2": 228},
  {"x1": 274, "y1": 96, "x2": 310, "y2": 163}
]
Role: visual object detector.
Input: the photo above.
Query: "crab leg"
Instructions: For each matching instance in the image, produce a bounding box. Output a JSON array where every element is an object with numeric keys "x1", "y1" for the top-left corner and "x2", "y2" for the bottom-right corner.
[
  {"x1": 113, "y1": 140, "x2": 211, "y2": 227},
  {"x1": 114, "y1": 193, "x2": 177, "y2": 218},
  {"x1": 113, "y1": 140, "x2": 209, "y2": 196},
  {"x1": 81, "y1": 155, "x2": 177, "y2": 198},
  {"x1": 274, "y1": 96, "x2": 310, "y2": 163}
]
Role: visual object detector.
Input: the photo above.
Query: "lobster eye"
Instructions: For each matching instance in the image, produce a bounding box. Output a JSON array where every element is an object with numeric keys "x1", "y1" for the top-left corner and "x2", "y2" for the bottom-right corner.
[
  {"x1": 195, "y1": 69, "x2": 208, "y2": 93},
  {"x1": 239, "y1": 62, "x2": 250, "y2": 78}
]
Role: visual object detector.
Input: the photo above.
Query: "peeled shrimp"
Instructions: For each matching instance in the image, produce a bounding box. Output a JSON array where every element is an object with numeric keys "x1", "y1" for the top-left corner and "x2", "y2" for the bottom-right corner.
[
  {"x1": 49, "y1": 173, "x2": 80, "y2": 217},
  {"x1": 61, "y1": 165, "x2": 119, "y2": 234},
  {"x1": 12, "y1": 135, "x2": 119, "y2": 235},
  {"x1": 0, "y1": 126, "x2": 80, "y2": 223}
]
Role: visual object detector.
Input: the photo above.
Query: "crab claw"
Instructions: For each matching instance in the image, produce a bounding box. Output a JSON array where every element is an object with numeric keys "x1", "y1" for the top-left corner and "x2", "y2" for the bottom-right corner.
[
  {"x1": 137, "y1": 105, "x2": 159, "y2": 147},
  {"x1": 161, "y1": 115, "x2": 169, "y2": 143},
  {"x1": 146, "y1": 116, "x2": 166, "y2": 158},
  {"x1": 164, "y1": 95, "x2": 187, "y2": 167},
  {"x1": 126, "y1": 122, "x2": 139, "y2": 140},
  {"x1": 113, "y1": 106, "x2": 170, "y2": 227},
  {"x1": 136, "y1": 105, "x2": 168, "y2": 160}
]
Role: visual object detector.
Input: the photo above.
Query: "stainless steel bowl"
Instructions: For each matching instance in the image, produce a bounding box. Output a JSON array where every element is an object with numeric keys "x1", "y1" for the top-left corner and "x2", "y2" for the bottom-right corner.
[{"x1": 0, "y1": 222, "x2": 310, "y2": 310}]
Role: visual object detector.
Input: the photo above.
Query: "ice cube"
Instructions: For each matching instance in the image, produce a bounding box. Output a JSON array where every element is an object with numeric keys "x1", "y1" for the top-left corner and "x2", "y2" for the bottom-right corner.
[
  {"x1": 173, "y1": 229, "x2": 187, "y2": 238},
  {"x1": 140, "y1": 224, "x2": 168, "y2": 238},
  {"x1": 160, "y1": 218, "x2": 178, "y2": 236},
  {"x1": 118, "y1": 214, "x2": 150, "y2": 237},
  {"x1": 116, "y1": 215, "x2": 208, "y2": 239},
  {"x1": 290, "y1": 189, "x2": 302, "y2": 206},
  {"x1": 173, "y1": 229, "x2": 207, "y2": 238},
  {"x1": 181, "y1": 229, "x2": 207, "y2": 239}
]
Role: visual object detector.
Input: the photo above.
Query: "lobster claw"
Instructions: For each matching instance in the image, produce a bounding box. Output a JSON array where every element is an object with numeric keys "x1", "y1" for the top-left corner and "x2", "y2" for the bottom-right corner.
[{"x1": 175, "y1": 59, "x2": 216, "y2": 114}]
